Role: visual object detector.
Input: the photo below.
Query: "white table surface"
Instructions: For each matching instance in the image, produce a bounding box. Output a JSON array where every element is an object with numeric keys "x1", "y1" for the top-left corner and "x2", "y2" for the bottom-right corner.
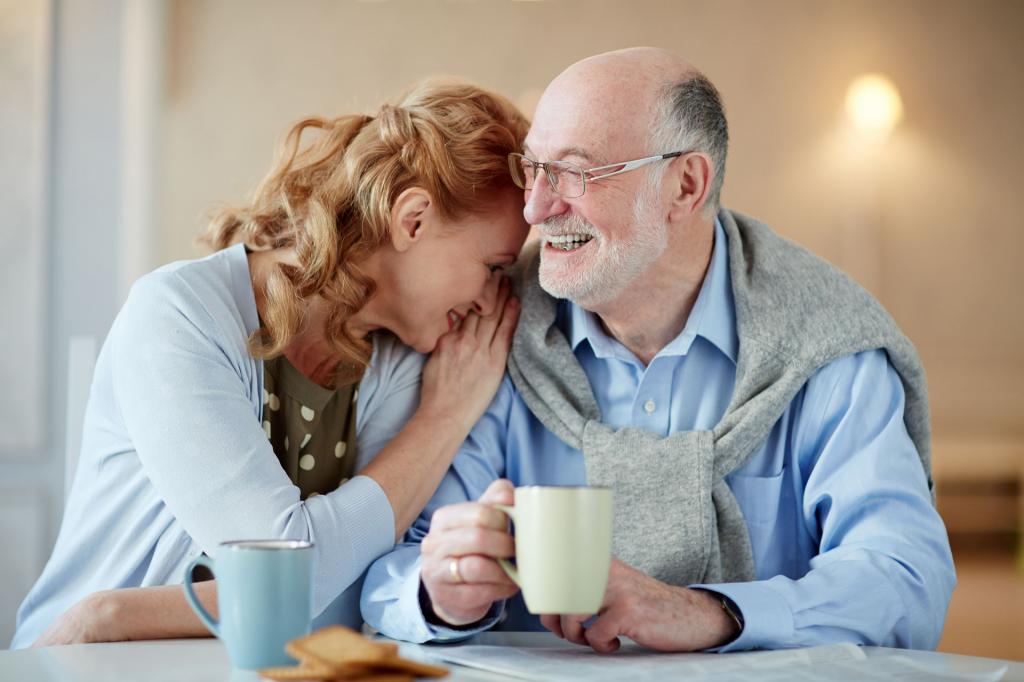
[{"x1": 2, "y1": 632, "x2": 1022, "y2": 682}]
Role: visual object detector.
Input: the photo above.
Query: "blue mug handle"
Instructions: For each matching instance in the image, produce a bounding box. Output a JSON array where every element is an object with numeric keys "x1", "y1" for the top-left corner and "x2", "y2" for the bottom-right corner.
[{"x1": 183, "y1": 555, "x2": 220, "y2": 637}]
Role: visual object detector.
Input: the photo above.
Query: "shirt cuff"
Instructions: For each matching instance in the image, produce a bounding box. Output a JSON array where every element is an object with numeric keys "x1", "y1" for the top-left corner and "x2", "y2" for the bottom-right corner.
[{"x1": 691, "y1": 580, "x2": 794, "y2": 652}]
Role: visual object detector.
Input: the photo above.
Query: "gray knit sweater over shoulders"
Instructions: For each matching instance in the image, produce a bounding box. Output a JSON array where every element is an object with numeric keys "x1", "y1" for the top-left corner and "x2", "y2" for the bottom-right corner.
[{"x1": 507, "y1": 208, "x2": 931, "y2": 585}]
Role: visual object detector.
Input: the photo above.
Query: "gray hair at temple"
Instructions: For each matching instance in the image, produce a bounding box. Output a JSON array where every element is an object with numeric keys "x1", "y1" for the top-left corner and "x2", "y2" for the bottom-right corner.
[{"x1": 649, "y1": 73, "x2": 729, "y2": 217}]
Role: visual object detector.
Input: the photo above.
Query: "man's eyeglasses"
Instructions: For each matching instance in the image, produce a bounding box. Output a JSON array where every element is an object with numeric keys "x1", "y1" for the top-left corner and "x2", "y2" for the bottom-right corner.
[{"x1": 508, "y1": 151, "x2": 690, "y2": 199}]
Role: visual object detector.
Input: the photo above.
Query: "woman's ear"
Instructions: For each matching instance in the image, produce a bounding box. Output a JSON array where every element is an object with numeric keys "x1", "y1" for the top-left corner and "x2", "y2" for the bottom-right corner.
[{"x1": 389, "y1": 187, "x2": 433, "y2": 252}]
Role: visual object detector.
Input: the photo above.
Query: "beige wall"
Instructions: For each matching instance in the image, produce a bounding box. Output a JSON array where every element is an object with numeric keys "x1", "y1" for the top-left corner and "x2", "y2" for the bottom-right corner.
[{"x1": 159, "y1": 0, "x2": 1024, "y2": 447}]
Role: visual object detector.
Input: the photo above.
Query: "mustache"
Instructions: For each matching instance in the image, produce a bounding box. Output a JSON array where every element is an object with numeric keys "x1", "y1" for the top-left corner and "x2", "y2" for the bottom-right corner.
[{"x1": 537, "y1": 213, "x2": 597, "y2": 238}]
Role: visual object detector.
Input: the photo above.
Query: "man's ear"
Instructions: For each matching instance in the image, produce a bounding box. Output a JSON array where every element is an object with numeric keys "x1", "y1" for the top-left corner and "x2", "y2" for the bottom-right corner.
[
  {"x1": 667, "y1": 152, "x2": 713, "y2": 222},
  {"x1": 389, "y1": 187, "x2": 433, "y2": 252}
]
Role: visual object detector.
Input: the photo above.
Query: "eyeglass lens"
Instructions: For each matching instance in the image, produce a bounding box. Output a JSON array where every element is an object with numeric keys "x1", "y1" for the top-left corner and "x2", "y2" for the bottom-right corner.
[{"x1": 509, "y1": 155, "x2": 585, "y2": 198}]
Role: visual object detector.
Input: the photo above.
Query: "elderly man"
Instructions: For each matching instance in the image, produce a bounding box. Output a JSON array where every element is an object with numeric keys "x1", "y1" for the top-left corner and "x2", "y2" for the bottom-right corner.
[{"x1": 361, "y1": 47, "x2": 954, "y2": 652}]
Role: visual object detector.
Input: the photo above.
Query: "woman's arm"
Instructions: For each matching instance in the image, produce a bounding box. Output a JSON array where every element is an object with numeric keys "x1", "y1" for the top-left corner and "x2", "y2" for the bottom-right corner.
[
  {"x1": 33, "y1": 582, "x2": 217, "y2": 646},
  {"x1": 362, "y1": 279, "x2": 520, "y2": 539},
  {"x1": 35, "y1": 280, "x2": 519, "y2": 646}
]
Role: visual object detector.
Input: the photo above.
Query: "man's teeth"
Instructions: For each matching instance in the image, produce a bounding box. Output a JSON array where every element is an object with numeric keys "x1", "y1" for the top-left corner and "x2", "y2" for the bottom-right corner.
[{"x1": 545, "y1": 234, "x2": 594, "y2": 251}]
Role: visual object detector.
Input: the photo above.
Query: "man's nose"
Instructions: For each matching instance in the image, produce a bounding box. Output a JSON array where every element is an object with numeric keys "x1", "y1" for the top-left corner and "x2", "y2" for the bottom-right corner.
[{"x1": 523, "y1": 172, "x2": 568, "y2": 226}]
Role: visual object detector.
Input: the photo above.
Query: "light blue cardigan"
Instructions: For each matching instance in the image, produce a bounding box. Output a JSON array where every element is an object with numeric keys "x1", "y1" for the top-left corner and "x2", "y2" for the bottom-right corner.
[{"x1": 12, "y1": 245, "x2": 425, "y2": 648}]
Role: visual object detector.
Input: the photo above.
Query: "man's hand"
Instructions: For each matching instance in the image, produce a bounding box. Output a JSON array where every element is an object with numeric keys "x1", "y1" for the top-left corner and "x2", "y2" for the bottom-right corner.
[
  {"x1": 420, "y1": 479, "x2": 520, "y2": 626},
  {"x1": 540, "y1": 559, "x2": 740, "y2": 653}
]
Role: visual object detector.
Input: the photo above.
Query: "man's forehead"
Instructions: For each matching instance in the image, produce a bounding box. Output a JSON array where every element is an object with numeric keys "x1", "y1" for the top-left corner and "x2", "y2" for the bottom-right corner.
[
  {"x1": 524, "y1": 124, "x2": 646, "y2": 165},
  {"x1": 522, "y1": 135, "x2": 615, "y2": 164},
  {"x1": 525, "y1": 71, "x2": 655, "y2": 161}
]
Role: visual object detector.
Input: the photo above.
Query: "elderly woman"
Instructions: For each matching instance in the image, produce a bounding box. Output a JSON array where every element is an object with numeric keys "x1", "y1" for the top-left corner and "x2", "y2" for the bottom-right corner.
[{"x1": 13, "y1": 80, "x2": 529, "y2": 647}]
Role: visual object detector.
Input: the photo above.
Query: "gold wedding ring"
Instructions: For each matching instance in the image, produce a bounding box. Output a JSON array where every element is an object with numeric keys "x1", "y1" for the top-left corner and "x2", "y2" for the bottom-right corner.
[{"x1": 449, "y1": 557, "x2": 464, "y2": 584}]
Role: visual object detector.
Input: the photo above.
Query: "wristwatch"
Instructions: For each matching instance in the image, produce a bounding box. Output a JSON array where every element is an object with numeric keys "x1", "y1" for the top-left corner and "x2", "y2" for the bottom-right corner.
[{"x1": 719, "y1": 595, "x2": 744, "y2": 633}]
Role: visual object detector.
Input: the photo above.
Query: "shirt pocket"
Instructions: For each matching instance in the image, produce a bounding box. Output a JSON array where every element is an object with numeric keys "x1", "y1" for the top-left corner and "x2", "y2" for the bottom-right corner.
[{"x1": 726, "y1": 471, "x2": 786, "y2": 528}]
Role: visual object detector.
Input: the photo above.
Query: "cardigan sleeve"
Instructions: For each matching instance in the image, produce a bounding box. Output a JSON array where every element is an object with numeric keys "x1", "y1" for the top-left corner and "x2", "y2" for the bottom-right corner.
[{"x1": 110, "y1": 272, "x2": 405, "y2": 613}]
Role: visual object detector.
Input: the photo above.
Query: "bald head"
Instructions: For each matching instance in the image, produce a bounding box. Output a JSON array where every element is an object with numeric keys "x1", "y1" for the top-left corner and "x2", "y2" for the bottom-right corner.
[
  {"x1": 555, "y1": 47, "x2": 699, "y2": 110},
  {"x1": 526, "y1": 47, "x2": 728, "y2": 216},
  {"x1": 532, "y1": 48, "x2": 698, "y2": 150}
]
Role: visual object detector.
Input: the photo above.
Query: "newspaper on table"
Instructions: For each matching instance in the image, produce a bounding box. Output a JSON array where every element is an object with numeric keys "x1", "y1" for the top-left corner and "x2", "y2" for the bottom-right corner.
[{"x1": 391, "y1": 633, "x2": 1008, "y2": 682}]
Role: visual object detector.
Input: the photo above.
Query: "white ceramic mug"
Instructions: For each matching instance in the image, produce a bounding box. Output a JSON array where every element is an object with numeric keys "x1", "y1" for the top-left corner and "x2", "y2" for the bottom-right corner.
[{"x1": 495, "y1": 486, "x2": 612, "y2": 614}]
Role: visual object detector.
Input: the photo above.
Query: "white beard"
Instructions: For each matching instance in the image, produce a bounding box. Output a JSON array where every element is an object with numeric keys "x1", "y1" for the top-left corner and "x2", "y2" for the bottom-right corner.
[{"x1": 538, "y1": 182, "x2": 668, "y2": 308}]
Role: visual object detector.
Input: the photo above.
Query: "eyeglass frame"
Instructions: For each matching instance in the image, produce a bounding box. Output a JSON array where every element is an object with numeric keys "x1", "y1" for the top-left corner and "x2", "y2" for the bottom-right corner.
[{"x1": 508, "y1": 150, "x2": 692, "y2": 198}]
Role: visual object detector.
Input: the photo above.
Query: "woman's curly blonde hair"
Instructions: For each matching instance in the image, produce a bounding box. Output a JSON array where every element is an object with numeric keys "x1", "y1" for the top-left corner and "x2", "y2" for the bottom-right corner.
[{"x1": 201, "y1": 80, "x2": 529, "y2": 372}]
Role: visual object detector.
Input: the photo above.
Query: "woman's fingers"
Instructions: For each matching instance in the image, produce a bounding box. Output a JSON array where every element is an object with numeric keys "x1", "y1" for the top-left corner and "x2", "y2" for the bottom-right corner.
[
  {"x1": 479, "y1": 282, "x2": 521, "y2": 353},
  {"x1": 492, "y1": 296, "x2": 520, "y2": 351},
  {"x1": 474, "y1": 277, "x2": 510, "y2": 343},
  {"x1": 460, "y1": 309, "x2": 481, "y2": 337},
  {"x1": 477, "y1": 270, "x2": 504, "y2": 318}
]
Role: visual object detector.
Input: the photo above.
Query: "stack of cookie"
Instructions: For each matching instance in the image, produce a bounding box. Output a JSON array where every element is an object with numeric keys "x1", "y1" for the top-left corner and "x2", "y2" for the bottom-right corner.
[{"x1": 260, "y1": 626, "x2": 450, "y2": 682}]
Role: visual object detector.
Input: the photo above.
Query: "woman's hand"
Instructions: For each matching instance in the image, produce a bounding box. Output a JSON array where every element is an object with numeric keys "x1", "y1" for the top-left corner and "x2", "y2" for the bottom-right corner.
[
  {"x1": 419, "y1": 275, "x2": 520, "y2": 433},
  {"x1": 33, "y1": 591, "x2": 122, "y2": 646},
  {"x1": 360, "y1": 274, "x2": 521, "y2": 539}
]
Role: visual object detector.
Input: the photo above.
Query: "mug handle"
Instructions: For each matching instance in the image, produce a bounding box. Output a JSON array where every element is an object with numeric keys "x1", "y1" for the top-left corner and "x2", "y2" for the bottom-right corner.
[
  {"x1": 492, "y1": 504, "x2": 521, "y2": 587},
  {"x1": 182, "y1": 555, "x2": 220, "y2": 637}
]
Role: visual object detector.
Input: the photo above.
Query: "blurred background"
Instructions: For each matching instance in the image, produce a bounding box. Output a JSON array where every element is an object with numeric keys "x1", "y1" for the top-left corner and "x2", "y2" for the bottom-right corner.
[{"x1": 1, "y1": 0, "x2": 1022, "y2": 657}]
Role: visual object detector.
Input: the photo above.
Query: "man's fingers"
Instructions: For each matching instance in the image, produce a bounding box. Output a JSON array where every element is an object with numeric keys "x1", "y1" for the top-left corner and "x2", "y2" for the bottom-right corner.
[
  {"x1": 425, "y1": 526, "x2": 514, "y2": 561},
  {"x1": 430, "y1": 502, "x2": 509, "y2": 533},
  {"x1": 428, "y1": 583, "x2": 518, "y2": 627},
  {"x1": 540, "y1": 614, "x2": 564, "y2": 639},
  {"x1": 449, "y1": 554, "x2": 517, "y2": 587},
  {"x1": 583, "y1": 612, "x2": 623, "y2": 654},
  {"x1": 560, "y1": 614, "x2": 590, "y2": 647},
  {"x1": 479, "y1": 478, "x2": 515, "y2": 506},
  {"x1": 444, "y1": 581, "x2": 520, "y2": 606}
]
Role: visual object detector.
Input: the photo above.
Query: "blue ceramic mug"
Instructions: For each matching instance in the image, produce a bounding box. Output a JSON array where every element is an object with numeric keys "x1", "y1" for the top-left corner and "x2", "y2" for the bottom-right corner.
[{"x1": 183, "y1": 540, "x2": 314, "y2": 670}]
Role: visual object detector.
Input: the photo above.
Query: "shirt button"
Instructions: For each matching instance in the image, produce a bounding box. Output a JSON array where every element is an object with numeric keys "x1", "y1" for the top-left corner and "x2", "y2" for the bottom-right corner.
[{"x1": 644, "y1": 399, "x2": 656, "y2": 414}]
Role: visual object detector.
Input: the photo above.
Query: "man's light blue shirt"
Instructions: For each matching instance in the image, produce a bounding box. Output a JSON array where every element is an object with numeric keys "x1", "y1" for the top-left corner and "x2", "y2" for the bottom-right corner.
[{"x1": 362, "y1": 220, "x2": 955, "y2": 651}]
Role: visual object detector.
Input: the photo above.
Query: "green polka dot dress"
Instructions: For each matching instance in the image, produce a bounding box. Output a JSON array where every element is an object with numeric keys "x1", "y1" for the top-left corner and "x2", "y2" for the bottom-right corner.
[{"x1": 261, "y1": 355, "x2": 360, "y2": 500}]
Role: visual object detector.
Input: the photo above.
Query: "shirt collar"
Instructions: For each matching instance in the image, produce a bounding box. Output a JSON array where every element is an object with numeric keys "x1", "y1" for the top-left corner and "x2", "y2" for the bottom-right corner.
[{"x1": 560, "y1": 218, "x2": 737, "y2": 364}]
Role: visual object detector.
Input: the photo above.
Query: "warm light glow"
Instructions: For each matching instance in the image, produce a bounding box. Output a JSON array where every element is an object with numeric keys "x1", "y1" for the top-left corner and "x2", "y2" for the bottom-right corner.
[{"x1": 845, "y1": 74, "x2": 903, "y2": 139}]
